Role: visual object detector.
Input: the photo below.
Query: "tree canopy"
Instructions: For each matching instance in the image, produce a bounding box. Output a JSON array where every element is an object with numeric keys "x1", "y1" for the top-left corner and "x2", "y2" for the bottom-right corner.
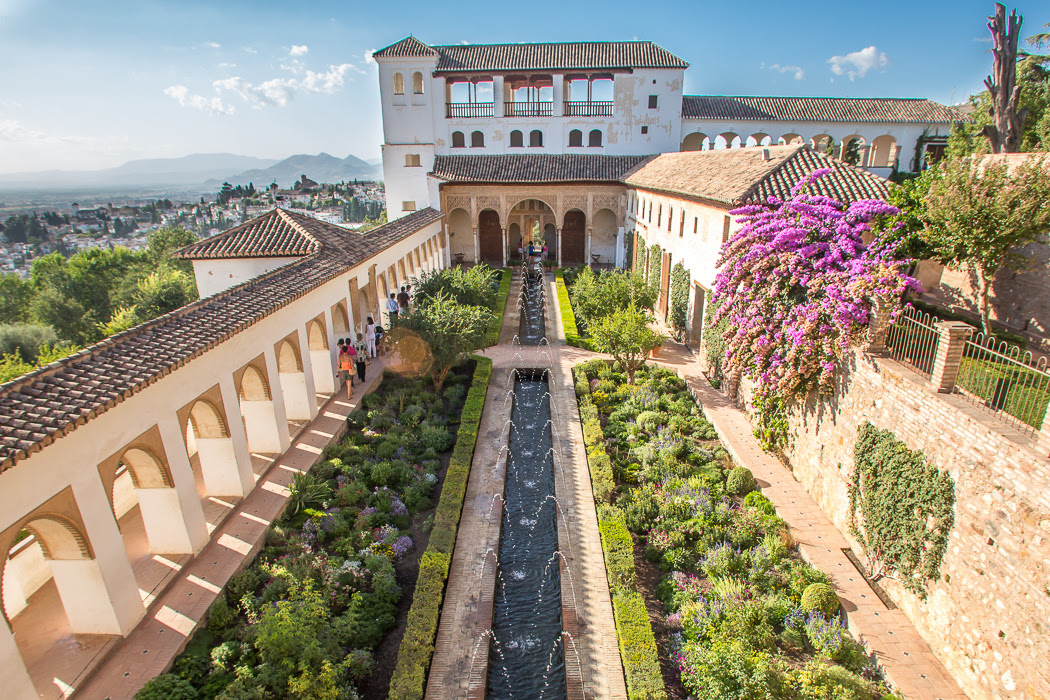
[
  {"x1": 588, "y1": 305, "x2": 663, "y2": 384},
  {"x1": 567, "y1": 267, "x2": 656, "y2": 329}
]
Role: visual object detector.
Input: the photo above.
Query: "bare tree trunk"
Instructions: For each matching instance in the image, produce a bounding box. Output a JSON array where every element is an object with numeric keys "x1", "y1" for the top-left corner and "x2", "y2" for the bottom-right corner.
[
  {"x1": 982, "y1": 3, "x2": 1029, "y2": 153},
  {"x1": 975, "y1": 265, "x2": 994, "y2": 337}
]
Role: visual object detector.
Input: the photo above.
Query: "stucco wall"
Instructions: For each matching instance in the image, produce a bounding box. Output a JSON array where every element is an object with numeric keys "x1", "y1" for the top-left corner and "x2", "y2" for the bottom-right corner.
[
  {"x1": 192, "y1": 257, "x2": 301, "y2": 298},
  {"x1": 734, "y1": 351, "x2": 1050, "y2": 700}
]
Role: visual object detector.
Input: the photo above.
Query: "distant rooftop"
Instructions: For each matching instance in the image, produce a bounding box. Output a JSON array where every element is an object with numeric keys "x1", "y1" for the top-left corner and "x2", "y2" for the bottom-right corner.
[
  {"x1": 430, "y1": 154, "x2": 653, "y2": 184},
  {"x1": 682, "y1": 95, "x2": 966, "y2": 124},
  {"x1": 373, "y1": 37, "x2": 688, "y2": 73}
]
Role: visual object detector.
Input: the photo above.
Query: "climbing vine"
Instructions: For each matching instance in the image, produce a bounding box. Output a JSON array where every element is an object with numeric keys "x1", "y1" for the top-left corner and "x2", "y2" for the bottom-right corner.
[
  {"x1": 848, "y1": 422, "x2": 955, "y2": 597},
  {"x1": 702, "y1": 303, "x2": 729, "y2": 389},
  {"x1": 669, "y1": 261, "x2": 690, "y2": 337},
  {"x1": 647, "y1": 243, "x2": 662, "y2": 293},
  {"x1": 636, "y1": 236, "x2": 647, "y2": 276}
]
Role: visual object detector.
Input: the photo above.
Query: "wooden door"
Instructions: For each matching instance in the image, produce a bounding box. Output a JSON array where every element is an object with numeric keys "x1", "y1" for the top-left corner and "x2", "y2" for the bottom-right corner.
[
  {"x1": 562, "y1": 210, "x2": 585, "y2": 264},
  {"x1": 479, "y1": 210, "x2": 502, "y2": 263}
]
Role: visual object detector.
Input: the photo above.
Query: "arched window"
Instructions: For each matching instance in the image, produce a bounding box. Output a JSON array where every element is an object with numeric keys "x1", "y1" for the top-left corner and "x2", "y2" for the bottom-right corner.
[
  {"x1": 568, "y1": 129, "x2": 583, "y2": 147},
  {"x1": 393, "y1": 72, "x2": 404, "y2": 95},
  {"x1": 530, "y1": 130, "x2": 543, "y2": 147},
  {"x1": 451, "y1": 131, "x2": 465, "y2": 148},
  {"x1": 588, "y1": 129, "x2": 603, "y2": 147},
  {"x1": 471, "y1": 130, "x2": 485, "y2": 148},
  {"x1": 412, "y1": 71, "x2": 424, "y2": 94},
  {"x1": 510, "y1": 130, "x2": 523, "y2": 147}
]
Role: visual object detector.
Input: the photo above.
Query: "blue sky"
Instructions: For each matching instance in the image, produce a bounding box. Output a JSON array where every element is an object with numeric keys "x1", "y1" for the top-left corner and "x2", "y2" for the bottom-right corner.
[{"x1": 0, "y1": 0, "x2": 1044, "y2": 173}]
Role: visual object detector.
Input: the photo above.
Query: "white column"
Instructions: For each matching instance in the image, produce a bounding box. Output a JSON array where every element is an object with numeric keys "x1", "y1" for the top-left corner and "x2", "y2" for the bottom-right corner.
[
  {"x1": 158, "y1": 415, "x2": 209, "y2": 553},
  {"x1": 70, "y1": 476, "x2": 145, "y2": 635},
  {"x1": 263, "y1": 346, "x2": 291, "y2": 450},
  {"x1": 135, "y1": 488, "x2": 197, "y2": 553},
  {"x1": 552, "y1": 74, "x2": 564, "y2": 117},
  {"x1": 472, "y1": 226, "x2": 480, "y2": 264},
  {"x1": 297, "y1": 325, "x2": 320, "y2": 418},
  {"x1": 240, "y1": 399, "x2": 283, "y2": 453},
  {"x1": 615, "y1": 226, "x2": 625, "y2": 268},
  {"x1": 493, "y1": 76, "x2": 504, "y2": 118},
  {"x1": 218, "y1": 375, "x2": 256, "y2": 496},
  {"x1": 556, "y1": 226, "x2": 563, "y2": 266},
  {"x1": 586, "y1": 226, "x2": 593, "y2": 265},
  {"x1": 501, "y1": 227, "x2": 508, "y2": 268},
  {"x1": 0, "y1": 618, "x2": 36, "y2": 698}
]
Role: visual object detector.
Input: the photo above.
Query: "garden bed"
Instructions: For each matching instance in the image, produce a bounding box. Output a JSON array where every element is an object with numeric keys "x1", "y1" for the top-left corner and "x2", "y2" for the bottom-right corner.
[
  {"x1": 136, "y1": 360, "x2": 489, "y2": 700},
  {"x1": 575, "y1": 359, "x2": 900, "y2": 700}
]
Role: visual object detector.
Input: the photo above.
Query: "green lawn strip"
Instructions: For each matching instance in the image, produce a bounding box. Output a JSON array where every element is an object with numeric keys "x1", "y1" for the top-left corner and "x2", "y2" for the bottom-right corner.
[
  {"x1": 388, "y1": 355, "x2": 493, "y2": 700},
  {"x1": 481, "y1": 269, "x2": 512, "y2": 347},
  {"x1": 574, "y1": 365, "x2": 666, "y2": 700},
  {"x1": 556, "y1": 270, "x2": 583, "y2": 348},
  {"x1": 957, "y1": 355, "x2": 1050, "y2": 428}
]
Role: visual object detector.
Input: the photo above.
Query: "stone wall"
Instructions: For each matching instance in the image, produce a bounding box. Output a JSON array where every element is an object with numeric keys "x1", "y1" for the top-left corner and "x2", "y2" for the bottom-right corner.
[{"x1": 735, "y1": 351, "x2": 1050, "y2": 699}]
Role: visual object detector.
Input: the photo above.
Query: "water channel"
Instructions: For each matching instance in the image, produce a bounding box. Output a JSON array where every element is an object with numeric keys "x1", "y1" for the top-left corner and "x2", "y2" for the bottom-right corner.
[{"x1": 487, "y1": 264, "x2": 566, "y2": 698}]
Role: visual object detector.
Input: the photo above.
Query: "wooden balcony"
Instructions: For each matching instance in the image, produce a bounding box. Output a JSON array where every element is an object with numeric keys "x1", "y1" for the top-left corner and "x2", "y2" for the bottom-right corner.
[
  {"x1": 446, "y1": 102, "x2": 495, "y2": 118},
  {"x1": 563, "y1": 101, "x2": 614, "y2": 117},
  {"x1": 505, "y1": 101, "x2": 554, "y2": 117}
]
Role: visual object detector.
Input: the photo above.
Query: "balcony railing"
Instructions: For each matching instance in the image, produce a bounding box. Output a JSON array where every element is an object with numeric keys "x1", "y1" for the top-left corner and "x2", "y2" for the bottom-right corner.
[
  {"x1": 446, "y1": 102, "x2": 494, "y2": 118},
  {"x1": 505, "y1": 101, "x2": 554, "y2": 117},
  {"x1": 563, "y1": 101, "x2": 614, "y2": 117}
]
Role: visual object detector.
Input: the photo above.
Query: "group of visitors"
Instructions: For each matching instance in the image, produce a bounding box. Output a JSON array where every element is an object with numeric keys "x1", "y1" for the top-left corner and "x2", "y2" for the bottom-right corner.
[
  {"x1": 386, "y1": 285, "x2": 412, "y2": 323},
  {"x1": 335, "y1": 334, "x2": 370, "y2": 399},
  {"x1": 517, "y1": 240, "x2": 548, "y2": 264}
]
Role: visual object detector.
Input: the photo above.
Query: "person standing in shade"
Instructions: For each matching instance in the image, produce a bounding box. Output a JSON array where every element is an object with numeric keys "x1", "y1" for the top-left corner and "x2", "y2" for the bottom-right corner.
[
  {"x1": 517, "y1": 240, "x2": 523, "y2": 261},
  {"x1": 337, "y1": 341, "x2": 355, "y2": 399},
  {"x1": 364, "y1": 317, "x2": 377, "y2": 358},
  {"x1": 386, "y1": 293, "x2": 400, "y2": 324},
  {"x1": 353, "y1": 333, "x2": 369, "y2": 383},
  {"x1": 397, "y1": 286, "x2": 410, "y2": 313}
]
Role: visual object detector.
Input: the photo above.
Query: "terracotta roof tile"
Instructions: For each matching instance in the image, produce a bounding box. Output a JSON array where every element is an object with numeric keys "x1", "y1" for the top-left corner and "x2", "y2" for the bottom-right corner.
[
  {"x1": 173, "y1": 209, "x2": 319, "y2": 259},
  {"x1": 623, "y1": 145, "x2": 888, "y2": 206},
  {"x1": 431, "y1": 154, "x2": 653, "y2": 184},
  {"x1": 375, "y1": 38, "x2": 688, "y2": 72},
  {"x1": 682, "y1": 95, "x2": 967, "y2": 124},
  {"x1": 0, "y1": 207, "x2": 442, "y2": 471}
]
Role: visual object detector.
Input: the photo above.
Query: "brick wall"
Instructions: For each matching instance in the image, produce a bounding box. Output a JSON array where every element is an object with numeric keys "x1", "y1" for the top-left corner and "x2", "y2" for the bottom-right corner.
[{"x1": 736, "y1": 352, "x2": 1050, "y2": 699}]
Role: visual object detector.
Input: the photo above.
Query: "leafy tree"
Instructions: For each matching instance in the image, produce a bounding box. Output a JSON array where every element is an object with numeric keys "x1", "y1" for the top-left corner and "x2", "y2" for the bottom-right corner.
[
  {"x1": 568, "y1": 267, "x2": 656, "y2": 328},
  {"x1": 130, "y1": 268, "x2": 197, "y2": 322},
  {"x1": 869, "y1": 169, "x2": 939, "y2": 261},
  {"x1": 589, "y1": 305, "x2": 663, "y2": 384},
  {"x1": 411, "y1": 265, "x2": 497, "y2": 310},
  {"x1": 0, "y1": 274, "x2": 32, "y2": 323},
  {"x1": 0, "y1": 323, "x2": 58, "y2": 362},
  {"x1": 922, "y1": 154, "x2": 1050, "y2": 335},
  {"x1": 387, "y1": 293, "x2": 492, "y2": 390}
]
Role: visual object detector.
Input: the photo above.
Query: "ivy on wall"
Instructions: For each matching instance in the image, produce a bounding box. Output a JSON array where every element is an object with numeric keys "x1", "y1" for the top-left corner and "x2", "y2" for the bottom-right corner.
[
  {"x1": 636, "y1": 236, "x2": 647, "y2": 276},
  {"x1": 647, "y1": 244, "x2": 662, "y2": 294},
  {"x1": 669, "y1": 261, "x2": 690, "y2": 337},
  {"x1": 848, "y1": 422, "x2": 955, "y2": 597}
]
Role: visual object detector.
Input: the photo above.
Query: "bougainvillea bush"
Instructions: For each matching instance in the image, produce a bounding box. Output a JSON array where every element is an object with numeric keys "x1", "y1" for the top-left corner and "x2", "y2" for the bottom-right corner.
[
  {"x1": 711, "y1": 170, "x2": 921, "y2": 403},
  {"x1": 136, "y1": 367, "x2": 476, "y2": 700},
  {"x1": 577, "y1": 359, "x2": 899, "y2": 699}
]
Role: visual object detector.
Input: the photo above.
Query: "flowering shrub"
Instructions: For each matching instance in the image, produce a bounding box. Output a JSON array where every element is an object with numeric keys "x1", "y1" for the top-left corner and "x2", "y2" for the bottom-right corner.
[{"x1": 711, "y1": 170, "x2": 921, "y2": 403}]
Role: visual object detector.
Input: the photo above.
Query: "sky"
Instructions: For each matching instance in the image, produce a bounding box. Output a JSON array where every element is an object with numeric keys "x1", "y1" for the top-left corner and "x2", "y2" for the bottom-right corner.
[{"x1": 0, "y1": 0, "x2": 1045, "y2": 174}]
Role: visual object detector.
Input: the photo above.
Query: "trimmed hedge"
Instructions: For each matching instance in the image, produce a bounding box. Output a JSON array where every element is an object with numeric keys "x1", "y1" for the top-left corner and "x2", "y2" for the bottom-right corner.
[
  {"x1": 481, "y1": 269, "x2": 511, "y2": 347},
  {"x1": 556, "y1": 270, "x2": 583, "y2": 348},
  {"x1": 388, "y1": 355, "x2": 493, "y2": 699},
  {"x1": 574, "y1": 364, "x2": 666, "y2": 700}
]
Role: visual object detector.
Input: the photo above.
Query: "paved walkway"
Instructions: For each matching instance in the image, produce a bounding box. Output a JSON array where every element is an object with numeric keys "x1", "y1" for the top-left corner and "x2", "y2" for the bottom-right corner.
[
  {"x1": 425, "y1": 272, "x2": 626, "y2": 699},
  {"x1": 76, "y1": 358, "x2": 392, "y2": 700},
  {"x1": 651, "y1": 341, "x2": 968, "y2": 700}
]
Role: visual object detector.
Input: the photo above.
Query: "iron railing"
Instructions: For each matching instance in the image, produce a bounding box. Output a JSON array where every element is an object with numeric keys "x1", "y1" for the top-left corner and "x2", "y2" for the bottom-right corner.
[
  {"x1": 956, "y1": 334, "x2": 1050, "y2": 434},
  {"x1": 563, "y1": 100, "x2": 614, "y2": 117},
  {"x1": 885, "y1": 306, "x2": 940, "y2": 378},
  {"x1": 446, "y1": 102, "x2": 494, "y2": 118},
  {"x1": 505, "y1": 101, "x2": 554, "y2": 117}
]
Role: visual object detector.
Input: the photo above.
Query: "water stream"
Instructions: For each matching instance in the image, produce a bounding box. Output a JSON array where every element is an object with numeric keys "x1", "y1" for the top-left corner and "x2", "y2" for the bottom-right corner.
[{"x1": 518, "y1": 263, "x2": 547, "y2": 346}]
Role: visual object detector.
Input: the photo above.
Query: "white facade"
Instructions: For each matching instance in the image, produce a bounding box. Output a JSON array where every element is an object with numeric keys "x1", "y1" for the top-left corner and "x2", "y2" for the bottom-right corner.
[{"x1": 191, "y1": 257, "x2": 301, "y2": 297}]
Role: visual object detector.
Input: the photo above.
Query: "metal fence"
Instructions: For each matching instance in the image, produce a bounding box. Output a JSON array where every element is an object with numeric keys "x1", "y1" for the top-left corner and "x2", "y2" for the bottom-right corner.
[
  {"x1": 956, "y1": 334, "x2": 1050, "y2": 434},
  {"x1": 885, "y1": 306, "x2": 940, "y2": 378}
]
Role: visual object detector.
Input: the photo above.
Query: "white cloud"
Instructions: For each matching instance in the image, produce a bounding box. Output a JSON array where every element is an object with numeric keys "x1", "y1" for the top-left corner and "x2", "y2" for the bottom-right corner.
[
  {"x1": 206, "y1": 41, "x2": 221, "y2": 49},
  {"x1": 243, "y1": 47, "x2": 258, "y2": 54},
  {"x1": 364, "y1": 49, "x2": 377, "y2": 66},
  {"x1": 769, "y1": 63, "x2": 805, "y2": 80},
  {"x1": 163, "y1": 85, "x2": 236, "y2": 115},
  {"x1": 290, "y1": 44, "x2": 309, "y2": 57},
  {"x1": 0, "y1": 119, "x2": 91, "y2": 145},
  {"x1": 827, "y1": 45, "x2": 888, "y2": 81},
  {"x1": 973, "y1": 36, "x2": 993, "y2": 43}
]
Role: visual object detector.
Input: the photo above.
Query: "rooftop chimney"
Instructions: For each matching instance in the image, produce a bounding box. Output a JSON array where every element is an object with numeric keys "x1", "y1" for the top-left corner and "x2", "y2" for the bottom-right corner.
[{"x1": 761, "y1": 148, "x2": 771, "y2": 161}]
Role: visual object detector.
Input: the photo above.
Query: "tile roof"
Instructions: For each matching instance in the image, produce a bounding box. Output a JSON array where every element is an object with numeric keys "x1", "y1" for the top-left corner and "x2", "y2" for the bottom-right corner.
[
  {"x1": 681, "y1": 95, "x2": 967, "y2": 124},
  {"x1": 431, "y1": 154, "x2": 653, "y2": 184},
  {"x1": 0, "y1": 207, "x2": 443, "y2": 471},
  {"x1": 173, "y1": 209, "x2": 319, "y2": 259},
  {"x1": 622, "y1": 145, "x2": 889, "y2": 206},
  {"x1": 375, "y1": 38, "x2": 688, "y2": 72}
]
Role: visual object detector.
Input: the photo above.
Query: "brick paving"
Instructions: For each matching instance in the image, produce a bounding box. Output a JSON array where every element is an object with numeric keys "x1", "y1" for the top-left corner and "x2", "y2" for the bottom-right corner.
[
  {"x1": 651, "y1": 341, "x2": 969, "y2": 700},
  {"x1": 75, "y1": 359, "x2": 391, "y2": 700},
  {"x1": 426, "y1": 272, "x2": 626, "y2": 700}
]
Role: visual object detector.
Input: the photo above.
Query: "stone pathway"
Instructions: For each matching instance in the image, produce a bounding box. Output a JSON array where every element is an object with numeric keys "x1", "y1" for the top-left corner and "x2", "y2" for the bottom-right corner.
[
  {"x1": 425, "y1": 272, "x2": 626, "y2": 699},
  {"x1": 76, "y1": 359, "x2": 391, "y2": 700},
  {"x1": 651, "y1": 341, "x2": 968, "y2": 700}
]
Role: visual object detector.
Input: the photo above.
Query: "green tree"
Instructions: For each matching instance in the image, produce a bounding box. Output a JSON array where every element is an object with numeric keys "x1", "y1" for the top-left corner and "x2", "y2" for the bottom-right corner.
[
  {"x1": 387, "y1": 293, "x2": 493, "y2": 390},
  {"x1": 922, "y1": 154, "x2": 1050, "y2": 335},
  {"x1": 588, "y1": 305, "x2": 663, "y2": 384},
  {"x1": 0, "y1": 274, "x2": 32, "y2": 323},
  {"x1": 146, "y1": 226, "x2": 197, "y2": 274},
  {"x1": 130, "y1": 268, "x2": 197, "y2": 323},
  {"x1": 411, "y1": 264, "x2": 497, "y2": 310},
  {"x1": 568, "y1": 267, "x2": 656, "y2": 328}
]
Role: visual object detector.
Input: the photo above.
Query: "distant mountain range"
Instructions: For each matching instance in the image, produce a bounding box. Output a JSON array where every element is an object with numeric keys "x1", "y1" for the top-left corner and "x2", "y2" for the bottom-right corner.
[{"x1": 0, "y1": 152, "x2": 383, "y2": 191}]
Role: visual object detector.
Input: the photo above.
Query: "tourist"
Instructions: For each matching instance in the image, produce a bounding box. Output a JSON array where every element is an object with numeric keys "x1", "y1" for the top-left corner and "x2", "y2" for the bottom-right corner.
[
  {"x1": 541, "y1": 243, "x2": 548, "y2": 263},
  {"x1": 364, "y1": 317, "x2": 377, "y2": 358},
  {"x1": 517, "y1": 241, "x2": 523, "y2": 260},
  {"x1": 386, "y1": 292, "x2": 400, "y2": 323},
  {"x1": 397, "y1": 286, "x2": 410, "y2": 313},
  {"x1": 337, "y1": 341, "x2": 355, "y2": 399},
  {"x1": 354, "y1": 332, "x2": 369, "y2": 383},
  {"x1": 375, "y1": 324, "x2": 385, "y2": 356}
]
